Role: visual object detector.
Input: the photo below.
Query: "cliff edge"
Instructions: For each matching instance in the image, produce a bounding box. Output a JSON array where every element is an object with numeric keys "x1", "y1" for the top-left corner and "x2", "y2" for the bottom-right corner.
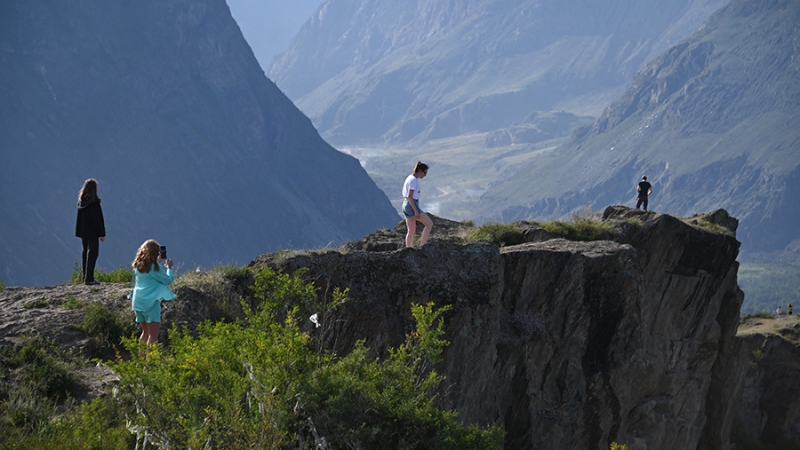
[{"x1": 251, "y1": 206, "x2": 744, "y2": 449}]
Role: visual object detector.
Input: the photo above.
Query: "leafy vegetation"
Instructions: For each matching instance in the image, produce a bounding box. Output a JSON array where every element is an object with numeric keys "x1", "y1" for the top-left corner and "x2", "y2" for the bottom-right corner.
[
  {"x1": 466, "y1": 222, "x2": 523, "y2": 246},
  {"x1": 81, "y1": 302, "x2": 137, "y2": 352},
  {"x1": 537, "y1": 208, "x2": 614, "y2": 241},
  {"x1": 0, "y1": 279, "x2": 4, "y2": 291},
  {"x1": 71, "y1": 260, "x2": 134, "y2": 285},
  {"x1": 61, "y1": 294, "x2": 84, "y2": 310},
  {"x1": 22, "y1": 299, "x2": 47, "y2": 309},
  {"x1": 0, "y1": 336, "x2": 84, "y2": 442},
  {"x1": 3, "y1": 266, "x2": 502, "y2": 449},
  {"x1": 738, "y1": 261, "x2": 800, "y2": 314}
]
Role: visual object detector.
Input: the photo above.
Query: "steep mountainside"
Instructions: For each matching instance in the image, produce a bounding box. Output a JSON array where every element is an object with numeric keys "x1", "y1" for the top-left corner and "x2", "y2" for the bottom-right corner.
[
  {"x1": 0, "y1": 0, "x2": 398, "y2": 287},
  {"x1": 269, "y1": 0, "x2": 726, "y2": 146},
  {"x1": 480, "y1": 0, "x2": 800, "y2": 254},
  {"x1": 225, "y1": 0, "x2": 325, "y2": 71}
]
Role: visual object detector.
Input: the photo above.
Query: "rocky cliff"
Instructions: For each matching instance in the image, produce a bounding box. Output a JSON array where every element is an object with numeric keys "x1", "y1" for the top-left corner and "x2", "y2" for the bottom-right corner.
[
  {"x1": 734, "y1": 327, "x2": 800, "y2": 448},
  {"x1": 4, "y1": 207, "x2": 799, "y2": 448},
  {"x1": 247, "y1": 207, "x2": 745, "y2": 449}
]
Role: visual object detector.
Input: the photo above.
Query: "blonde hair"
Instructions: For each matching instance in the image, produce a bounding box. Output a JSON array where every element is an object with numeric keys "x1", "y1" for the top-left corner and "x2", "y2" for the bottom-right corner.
[
  {"x1": 133, "y1": 239, "x2": 160, "y2": 273},
  {"x1": 78, "y1": 178, "x2": 101, "y2": 203}
]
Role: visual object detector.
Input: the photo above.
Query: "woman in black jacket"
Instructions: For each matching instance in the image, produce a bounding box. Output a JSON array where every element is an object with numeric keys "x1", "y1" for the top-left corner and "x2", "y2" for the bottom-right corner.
[{"x1": 75, "y1": 179, "x2": 106, "y2": 285}]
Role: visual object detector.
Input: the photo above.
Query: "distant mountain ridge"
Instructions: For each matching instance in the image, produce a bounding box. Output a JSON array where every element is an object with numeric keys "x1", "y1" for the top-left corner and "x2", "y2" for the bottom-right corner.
[
  {"x1": 269, "y1": 0, "x2": 727, "y2": 146},
  {"x1": 479, "y1": 0, "x2": 800, "y2": 254},
  {"x1": 0, "y1": 0, "x2": 398, "y2": 287}
]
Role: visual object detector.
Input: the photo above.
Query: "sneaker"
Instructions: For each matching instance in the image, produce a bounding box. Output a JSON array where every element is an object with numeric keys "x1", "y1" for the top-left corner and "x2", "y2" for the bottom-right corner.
[{"x1": 85, "y1": 280, "x2": 100, "y2": 286}]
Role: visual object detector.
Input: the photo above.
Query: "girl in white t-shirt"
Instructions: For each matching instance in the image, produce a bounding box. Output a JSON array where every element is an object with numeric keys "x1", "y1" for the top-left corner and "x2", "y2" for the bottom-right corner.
[{"x1": 402, "y1": 162, "x2": 433, "y2": 247}]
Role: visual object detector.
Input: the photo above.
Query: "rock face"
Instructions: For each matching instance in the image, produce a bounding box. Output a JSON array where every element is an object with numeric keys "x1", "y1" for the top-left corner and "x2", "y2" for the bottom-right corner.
[
  {"x1": 734, "y1": 332, "x2": 800, "y2": 448},
  {"x1": 252, "y1": 207, "x2": 745, "y2": 449},
  {"x1": 0, "y1": 0, "x2": 398, "y2": 287}
]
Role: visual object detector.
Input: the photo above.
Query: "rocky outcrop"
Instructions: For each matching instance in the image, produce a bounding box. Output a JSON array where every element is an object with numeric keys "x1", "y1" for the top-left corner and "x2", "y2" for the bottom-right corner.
[
  {"x1": 251, "y1": 207, "x2": 745, "y2": 449},
  {"x1": 734, "y1": 330, "x2": 800, "y2": 448}
]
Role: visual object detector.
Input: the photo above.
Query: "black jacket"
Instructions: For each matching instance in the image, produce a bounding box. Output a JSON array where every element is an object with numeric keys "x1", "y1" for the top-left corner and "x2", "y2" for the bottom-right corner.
[{"x1": 75, "y1": 200, "x2": 106, "y2": 239}]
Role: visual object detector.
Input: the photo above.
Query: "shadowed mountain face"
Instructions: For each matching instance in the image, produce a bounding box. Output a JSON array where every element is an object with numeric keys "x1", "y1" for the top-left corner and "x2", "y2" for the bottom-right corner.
[
  {"x1": 269, "y1": 0, "x2": 727, "y2": 146},
  {"x1": 479, "y1": 0, "x2": 800, "y2": 254},
  {"x1": 0, "y1": 0, "x2": 398, "y2": 287}
]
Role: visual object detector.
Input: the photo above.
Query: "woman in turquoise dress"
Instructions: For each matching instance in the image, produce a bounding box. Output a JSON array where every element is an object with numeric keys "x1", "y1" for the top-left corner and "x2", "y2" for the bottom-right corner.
[{"x1": 131, "y1": 239, "x2": 176, "y2": 345}]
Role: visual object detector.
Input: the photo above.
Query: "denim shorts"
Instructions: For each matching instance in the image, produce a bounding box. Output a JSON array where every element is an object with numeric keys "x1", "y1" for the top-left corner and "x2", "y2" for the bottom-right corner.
[{"x1": 402, "y1": 199, "x2": 422, "y2": 218}]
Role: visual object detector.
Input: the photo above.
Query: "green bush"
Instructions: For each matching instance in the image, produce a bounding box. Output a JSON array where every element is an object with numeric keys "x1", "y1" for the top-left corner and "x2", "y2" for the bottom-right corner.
[
  {"x1": 538, "y1": 208, "x2": 614, "y2": 241},
  {"x1": 62, "y1": 294, "x2": 84, "y2": 310},
  {"x1": 466, "y1": 222, "x2": 523, "y2": 246},
  {"x1": 100, "y1": 267, "x2": 500, "y2": 449},
  {"x1": 81, "y1": 302, "x2": 136, "y2": 352},
  {"x1": 22, "y1": 299, "x2": 47, "y2": 309},
  {"x1": 2, "y1": 337, "x2": 80, "y2": 404}
]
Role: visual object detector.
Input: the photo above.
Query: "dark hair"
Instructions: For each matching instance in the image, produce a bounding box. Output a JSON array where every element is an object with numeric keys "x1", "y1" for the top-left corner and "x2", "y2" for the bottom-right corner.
[
  {"x1": 642, "y1": 176, "x2": 647, "y2": 180},
  {"x1": 78, "y1": 178, "x2": 101, "y2": 203},
  {"x1": 412, "y1": 161, "x2": 429, "y2": 175}
]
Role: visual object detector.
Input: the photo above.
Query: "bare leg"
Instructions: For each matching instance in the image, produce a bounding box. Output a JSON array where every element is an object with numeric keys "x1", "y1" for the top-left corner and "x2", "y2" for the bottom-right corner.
[
  {"x1": 419, "y1": 213, "x2": 433, "y2": 246},
  {"x1": 140, "y1": 322, "x2": 161, "y2": 345},
  {"x1": 405, "y1": 217, "x2": 417, "y2": 247}
]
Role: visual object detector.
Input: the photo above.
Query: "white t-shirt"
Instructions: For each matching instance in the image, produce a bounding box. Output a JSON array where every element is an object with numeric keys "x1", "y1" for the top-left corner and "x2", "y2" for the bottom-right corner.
[{"x1": 402, "y1": 174, "x2": 421, "y2": 200}]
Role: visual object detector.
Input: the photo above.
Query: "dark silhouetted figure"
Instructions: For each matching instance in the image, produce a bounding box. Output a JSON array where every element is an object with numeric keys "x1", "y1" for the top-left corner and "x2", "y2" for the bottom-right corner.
[
  {"x1": 75, "y1": 179, "x2": 106, "y2": 285},
  {"x1": 636, "y1": 176, "x2": 653, "y2": 211}
]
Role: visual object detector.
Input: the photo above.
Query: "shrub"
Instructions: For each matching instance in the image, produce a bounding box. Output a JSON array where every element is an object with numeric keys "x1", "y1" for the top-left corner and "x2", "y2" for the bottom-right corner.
[
  {"x1": 0, "y1": 279, "x2": 4, "y2": 291},
  {"x1": 467, "y1": 222, "x2": 523, "y2": 246},
  {"x1": 4, "y1": 337, "x2": 80, "y2": 402},
  {"x1": 62, "y1": 294, "x2": 84, "y2": 310},
  {"x1": 23, "y1": 299, "x2": 48, "y2": 309},
  {"x1": 81, "y1": 302, "x2": 136, "y2": 353},
  {"x1": 538, "y1": 208, "x2": 614, "y2": 241},
  {"x1": 100, "y1": 267, "x2": 502, "y2": 449}
]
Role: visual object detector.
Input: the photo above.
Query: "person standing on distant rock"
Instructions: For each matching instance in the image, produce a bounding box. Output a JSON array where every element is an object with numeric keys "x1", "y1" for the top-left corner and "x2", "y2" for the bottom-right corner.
[
  {"x1": 789, "y1": 303, "x2": 793, "y2": 315},
  {"x1": 636, "y1": 175, "x2": 653, "y2": 211},
  {"x1": 776, "y1": 306, "x2": 782, "y2": 318},
  {"x1": 130, "y1": 239, "x2": 176, "y2": 346},
  {"x1": 402, "y1": 161, "x2": 434, "y2": 248},
  {"x1": 75, "y1": 179, "x2": 106, "y2": 285}
]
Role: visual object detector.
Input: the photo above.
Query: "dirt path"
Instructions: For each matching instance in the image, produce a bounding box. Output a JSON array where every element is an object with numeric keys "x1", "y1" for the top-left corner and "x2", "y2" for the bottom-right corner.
[{"x1": 738, "y1": 313, "x2": 800, "y2": 340}]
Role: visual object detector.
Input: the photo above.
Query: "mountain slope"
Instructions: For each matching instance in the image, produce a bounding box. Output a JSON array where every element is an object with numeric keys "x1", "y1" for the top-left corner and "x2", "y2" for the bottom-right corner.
[
  {"x1": 479, "y1": 0, "x2": 800, "y2": 253},
  {"x1": 0, "y1": 0, "x2": 398, "y2": 287},
  {"x1": 269, "y1": 0, "x2": 727, "y2": 146},
  {"x1": 225, "y1": 0, "x2": 325, "y2": 71}
]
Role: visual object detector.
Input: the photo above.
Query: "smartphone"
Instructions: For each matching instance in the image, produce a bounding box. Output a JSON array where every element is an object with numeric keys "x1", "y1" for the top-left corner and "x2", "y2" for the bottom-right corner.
[{"x1": 159, "y1": 245, "x2": 167, "y2": 259}]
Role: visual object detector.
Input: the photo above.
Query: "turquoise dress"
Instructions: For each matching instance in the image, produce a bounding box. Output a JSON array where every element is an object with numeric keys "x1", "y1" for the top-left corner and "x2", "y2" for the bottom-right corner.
[{"x1": 131, "y1": 263, "x2": 176, "y2": 323}]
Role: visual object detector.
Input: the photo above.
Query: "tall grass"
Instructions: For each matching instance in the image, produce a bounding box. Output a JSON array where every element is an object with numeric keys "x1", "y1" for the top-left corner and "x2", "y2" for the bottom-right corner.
[
  {"x1": 466, "y1": 222, "x2": 523, "y2": 246},
  {"x1": 71, "y1": 260, "x2": 134, "y2": 284},
  {"x1": 538, "y1": 208, "x2": 614, "y2": 241}
]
